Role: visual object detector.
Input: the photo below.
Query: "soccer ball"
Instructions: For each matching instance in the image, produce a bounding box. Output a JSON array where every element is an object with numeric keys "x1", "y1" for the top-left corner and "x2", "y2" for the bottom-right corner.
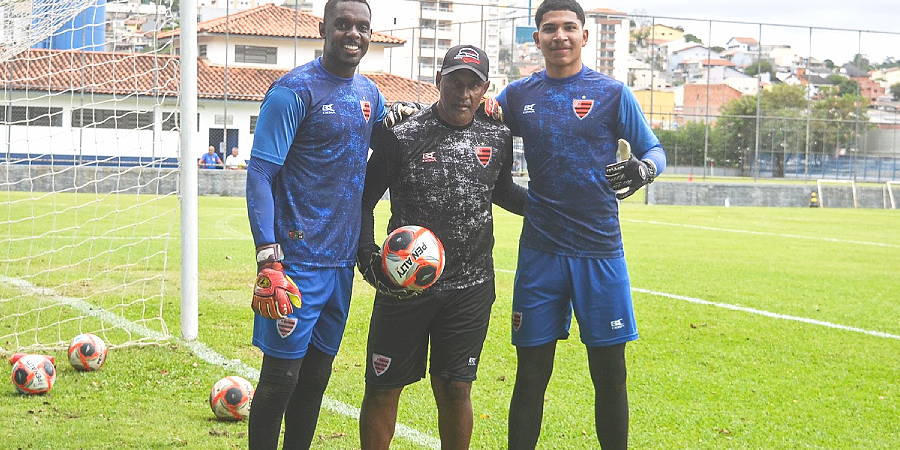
[
  {"x1": 209, "y1": 376, "x2": 254, "y2": 421},
  {"x1": 382, "y1": 225, "x2": 445, "y2": 290},
  {"x1": 11, "y1": 354, "x2": 56, "y2": 394},
  {"x1": 68, "y1": 333, "x2": 107, "y2": 371}
]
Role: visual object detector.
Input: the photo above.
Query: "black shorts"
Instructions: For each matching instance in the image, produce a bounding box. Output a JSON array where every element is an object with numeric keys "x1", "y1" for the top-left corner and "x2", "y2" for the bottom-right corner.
[{"x1": 364, "y1": 280, "x2": 496, "y2": 388}]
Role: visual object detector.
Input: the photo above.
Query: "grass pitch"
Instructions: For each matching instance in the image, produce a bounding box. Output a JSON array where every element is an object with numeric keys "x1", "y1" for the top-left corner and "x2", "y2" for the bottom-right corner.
[{"x1": 2, "y1": 194, "x2": 899, "y2": 449}]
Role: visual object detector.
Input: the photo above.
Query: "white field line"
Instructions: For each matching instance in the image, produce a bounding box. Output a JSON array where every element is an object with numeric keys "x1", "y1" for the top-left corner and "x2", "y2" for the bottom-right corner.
[
  {"x1": 494, "y1": 269, "x2": 900, "y2": 341},
  {"x1": 0, "y1": 276, "x2": 440, "y2": 449},
  {"x1": 622, "y1": 219, "x2": 900, "y2": 249}
]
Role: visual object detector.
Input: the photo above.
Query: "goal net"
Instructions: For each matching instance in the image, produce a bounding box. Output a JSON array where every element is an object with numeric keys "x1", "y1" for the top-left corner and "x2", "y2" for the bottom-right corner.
[
  {"x1": 885, "y1": 181, "x2": 899, "y2": 210},
  {"x1": 816, "y1": 179, "x2": 858, "y2": 208},
  {"x1": 0, "y1": 0, "x2": 180, "y2": 353}
]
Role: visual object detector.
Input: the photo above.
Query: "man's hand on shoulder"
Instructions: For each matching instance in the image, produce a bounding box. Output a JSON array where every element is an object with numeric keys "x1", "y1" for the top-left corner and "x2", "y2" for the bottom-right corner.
[
  {"x1": 383, "y1": 102, "x2": 424, "y2": 128},
  {"x1": 478, "y1": 95, "x2": 503, "y2": 122}
]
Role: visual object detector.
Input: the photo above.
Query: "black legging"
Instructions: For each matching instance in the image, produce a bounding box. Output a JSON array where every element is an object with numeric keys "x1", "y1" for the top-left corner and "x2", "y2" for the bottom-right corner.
[
  {"x1": 248, "y1": 346, "x2": 335, "y2": 450},
  {"x1": 509, "y1": 341, "x2": 628, "y2": 450}
]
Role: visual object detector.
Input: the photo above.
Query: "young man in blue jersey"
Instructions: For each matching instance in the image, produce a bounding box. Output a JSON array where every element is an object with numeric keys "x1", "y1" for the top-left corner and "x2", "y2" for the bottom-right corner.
[
  {"x1": 243, "y1": 0, "x2": 398, "y2": 448},
  {"x1": 495, "y1": 0, "x2": 667, "y2": 448}
]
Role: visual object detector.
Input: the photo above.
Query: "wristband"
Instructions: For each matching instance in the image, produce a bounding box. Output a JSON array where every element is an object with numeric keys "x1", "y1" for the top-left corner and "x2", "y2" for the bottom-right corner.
[
  {"x1": 256, "y1": 243, "x2": 284, "y2": 264},
  {"x1": 642, "y1": 159, "x2": 657, "y2": 183}
]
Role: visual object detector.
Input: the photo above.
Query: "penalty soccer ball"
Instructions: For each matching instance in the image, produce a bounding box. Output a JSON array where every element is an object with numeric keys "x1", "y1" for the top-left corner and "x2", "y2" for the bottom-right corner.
[
  {"x1": 382, "y1": 225, "x2": 445, "y2": 290},
  {"x1": 209, "y1": 376, "x2": 254, "y2": 421},
  {"x1": 68, "y1": 333, "x2": 108, "y2": 371},
  {"x1": 11, "y1": 354, "x2": 56, "y2": 394}
]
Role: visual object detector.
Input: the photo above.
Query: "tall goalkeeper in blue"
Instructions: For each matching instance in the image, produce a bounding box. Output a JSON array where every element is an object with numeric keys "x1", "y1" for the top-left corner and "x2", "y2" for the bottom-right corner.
[
  {"x1": 243, "y1": 1, "x2": 411, "y2": 449},
  {"x1": 495, "y1": 0, "x2": 666, "y2": 448}
]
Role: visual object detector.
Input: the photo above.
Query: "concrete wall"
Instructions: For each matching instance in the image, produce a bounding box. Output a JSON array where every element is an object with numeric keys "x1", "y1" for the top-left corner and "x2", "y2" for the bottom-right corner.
[
  {"x1": 1, "y1": 165, "x2": 247, "y2": 197},
  {"x1": 649, "y1": 181, "x2": 888, "y2": 208},
  {"x1": 4, "y1": 165, "x2": 890, "y2": 209}
]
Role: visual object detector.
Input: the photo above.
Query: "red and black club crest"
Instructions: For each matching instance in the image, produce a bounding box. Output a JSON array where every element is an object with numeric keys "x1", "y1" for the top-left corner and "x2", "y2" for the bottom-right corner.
[
  {"x1": 573, "y1": 99, "x2": 593, "y2": 119},
  {"x1": 475, "y1": 146, "x2": 492, "y2": 167},
  {"x1": 277, "y1": 317, "x2": 297, "y2": 338},
  {"x1": 512, "y1": 311, "x2": 523, "y2": 331},
  {"x1": 360, "y1": 101, "x2": 371, "y2": 121},
  {"x1": 372, "y1": 353, "x2": 392, "y2": 376}
]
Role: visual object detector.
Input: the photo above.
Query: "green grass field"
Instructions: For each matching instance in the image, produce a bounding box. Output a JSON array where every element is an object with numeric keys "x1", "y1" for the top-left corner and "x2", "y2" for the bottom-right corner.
[{"x1": 2, "y1": 193, "x2": 899, "y2": 449}]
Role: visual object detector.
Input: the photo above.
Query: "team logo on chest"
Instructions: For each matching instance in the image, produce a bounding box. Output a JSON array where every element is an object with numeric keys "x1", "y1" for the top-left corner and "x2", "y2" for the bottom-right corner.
[
  {"x1": 573, "y1": 99, "x2": 594, "y2": 119},
  {"x1": 475, "y1": 146, "x2": 492, "y2": 167},
  {"x1": 360, "y1": 101, "x2": 371, "y2": 121}
]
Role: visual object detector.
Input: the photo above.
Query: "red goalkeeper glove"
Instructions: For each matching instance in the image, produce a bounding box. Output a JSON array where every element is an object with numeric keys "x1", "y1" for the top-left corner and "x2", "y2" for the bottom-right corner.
[
  {"x1": 478, "y1": 95, "x2": 503, "y2": 122},
  {"x1": 252, "y1": 244, "x2": 301, "y2": 320}
]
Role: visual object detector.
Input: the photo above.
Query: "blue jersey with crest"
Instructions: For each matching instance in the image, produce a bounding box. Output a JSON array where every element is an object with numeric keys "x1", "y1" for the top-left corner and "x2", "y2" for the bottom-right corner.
[
  {"x1": 497, "y1": 66, "x2": 665, "y2": 259},
  {"x1": 250, "y1": 58, "x2": 386, "y2": 268}
]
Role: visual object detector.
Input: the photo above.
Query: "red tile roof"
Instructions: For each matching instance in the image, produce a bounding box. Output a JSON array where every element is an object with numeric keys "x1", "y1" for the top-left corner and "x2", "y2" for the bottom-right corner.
[
  {"x1": 700, "y1": 59, "x2": 737, "y2": 67},
  {"x1": 158, "y1": 4, "x2": 404, "y2": 45},
  {"x1": 730, "y1": 37, "x2": 759, "y2": 45},
  {"x1": 2, "y1": 49, "x2": 438, "y2": 104},
  {"x1": 586, "y1": 8, "x2": 627, "y2": 16}
]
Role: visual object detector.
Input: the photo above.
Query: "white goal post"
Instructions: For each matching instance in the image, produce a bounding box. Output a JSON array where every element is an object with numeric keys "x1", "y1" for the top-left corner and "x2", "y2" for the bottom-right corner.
[
  {"x1": 817, "y1": 179, "x2": 858, "y2": 209},
  {"x1": 884, "y1": 181, "x2": 899, "y2": 210},
  {"x1": 0, "y1": 0, "x2": 198, "y2": 352}
]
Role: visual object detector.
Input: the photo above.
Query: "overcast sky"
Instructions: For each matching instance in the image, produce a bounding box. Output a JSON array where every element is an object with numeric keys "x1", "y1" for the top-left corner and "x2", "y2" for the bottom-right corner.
[{"x1": 608, "y1": 0, "x2": 900, "y2": 65}]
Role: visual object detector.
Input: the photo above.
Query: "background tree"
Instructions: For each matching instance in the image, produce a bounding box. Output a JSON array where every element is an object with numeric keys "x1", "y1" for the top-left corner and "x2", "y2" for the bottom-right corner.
[
  {"x1": 810, "y1": 90, "x2": 871, "y2": 157},
  {"x1": 655, "y1": 122, "x2": 720, "y2": 170},
  {"x1": 850, "y1": 53, "x2": 873, "y2": 71},
  {"x1": 745, "y1": 59, "x2": 776, "y2": 81},
  {"x1": 718, "y1": 84, "x2": 809, "y2": 176},
  {"x1": 826, "y1": 74, "x2": 860, "y2": 97},
  {"x1": 684, "y1": 33, "x2": 702, "y2": 44},
  {"x1": 890, "y1": 82, "x2": 900, "y2": 101}
]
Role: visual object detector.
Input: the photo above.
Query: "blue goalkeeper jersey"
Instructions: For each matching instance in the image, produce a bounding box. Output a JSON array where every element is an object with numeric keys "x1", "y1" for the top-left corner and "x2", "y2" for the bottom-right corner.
[
  {"x1": 250, "y1": 58, "x2": 386, "y2": 268},
  {"x1": 497, "y1": 66, "x2": 666, "y2": 258}
]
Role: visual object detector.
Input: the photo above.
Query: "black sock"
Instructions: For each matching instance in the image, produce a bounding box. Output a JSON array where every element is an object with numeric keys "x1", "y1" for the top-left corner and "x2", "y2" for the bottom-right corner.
[
  {"x1": 282, "y1": 346, "x2": 335, "y2": 450},
  {"x1": 248, "y1": 354, "x2": 303, "y2": 450},
  {"x1": 589, "y1": 344, "x2": 629, "y2": 450}
]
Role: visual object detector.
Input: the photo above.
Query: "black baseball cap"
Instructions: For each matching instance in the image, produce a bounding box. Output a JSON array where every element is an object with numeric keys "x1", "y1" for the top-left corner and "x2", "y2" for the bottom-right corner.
[{"x1": 440, "y1": 45, "x2": 489, "y2": 81}]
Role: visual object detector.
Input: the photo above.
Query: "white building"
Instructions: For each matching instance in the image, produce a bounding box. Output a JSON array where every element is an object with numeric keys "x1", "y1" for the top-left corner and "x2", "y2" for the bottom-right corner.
[{"x1": 3, "y1": 4, "x2": 437, "y2": 166}]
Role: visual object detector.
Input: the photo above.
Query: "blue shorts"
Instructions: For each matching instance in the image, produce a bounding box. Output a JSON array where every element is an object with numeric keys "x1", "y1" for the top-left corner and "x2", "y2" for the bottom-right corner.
[
  {"x1": 252, "y1": 266, "x2": 354, "y2": 359},
  {"x1": 511, "y1": 247, "x2": 638, "y2": 348}
]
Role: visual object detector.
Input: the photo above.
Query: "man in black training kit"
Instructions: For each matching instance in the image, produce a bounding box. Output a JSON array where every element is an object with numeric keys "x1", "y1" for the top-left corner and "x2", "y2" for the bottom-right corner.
[{"x1": 356, "y1": 44, "x2": 526, "y2": 450}]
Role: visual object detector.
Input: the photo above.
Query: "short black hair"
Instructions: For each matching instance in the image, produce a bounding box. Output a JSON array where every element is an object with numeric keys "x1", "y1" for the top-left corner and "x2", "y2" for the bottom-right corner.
[
  {"x1": 534, "y1": 0, "x2": 585, "y2": 27},
  {"x1": 323, "y1": 0, "x2": 371, "y2": 24}
]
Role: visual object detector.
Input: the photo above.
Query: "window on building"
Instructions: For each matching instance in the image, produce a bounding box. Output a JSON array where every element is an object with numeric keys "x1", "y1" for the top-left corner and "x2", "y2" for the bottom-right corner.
[
  {"x1": 71, "y1": 109, "x2": 155, "y2": 129},
  {"x1": 198, "y1": 44, "x2": 207, "y2": 57},
  {"x1": 1, "y1": 106, "x2": 63, "y2": 127},
  {"x1": 250, "y1": 115, "x2": 258, "y2": 134},
  {"x1": 235, "y1": 45, "x2": 277, "y2": 65},
  {"x1": 162, "y1": 111, "x2": 179, "y2": 131}
]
